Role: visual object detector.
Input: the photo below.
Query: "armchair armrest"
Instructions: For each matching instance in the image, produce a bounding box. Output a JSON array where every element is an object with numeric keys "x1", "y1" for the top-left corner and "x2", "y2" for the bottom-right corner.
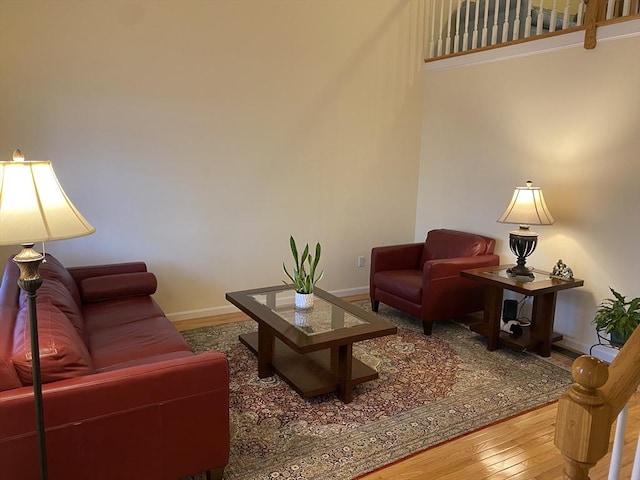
[
  {"x1": 423, "y1": 254, "x2": 500, "y2": 280},
  {"x1": 370, "y1": 243, "x2": 424, "y2": 272}
]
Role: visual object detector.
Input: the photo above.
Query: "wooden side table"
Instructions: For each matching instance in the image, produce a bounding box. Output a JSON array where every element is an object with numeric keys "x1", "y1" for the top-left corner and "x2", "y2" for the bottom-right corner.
[{"x1": 460, "y1": 265, "x2": 584, "y2": 357}]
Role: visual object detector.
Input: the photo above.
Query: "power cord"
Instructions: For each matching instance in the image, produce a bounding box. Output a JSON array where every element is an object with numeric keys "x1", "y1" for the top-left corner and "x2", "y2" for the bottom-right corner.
[{"x1": 517, "y1": 295, "x2": 531, "y2": 326}]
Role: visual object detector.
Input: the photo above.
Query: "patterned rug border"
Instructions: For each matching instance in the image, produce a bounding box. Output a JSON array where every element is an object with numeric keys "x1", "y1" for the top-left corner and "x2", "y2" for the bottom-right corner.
[{"x1": 181, "y1": 302, "x2": 574, "y2": 480}]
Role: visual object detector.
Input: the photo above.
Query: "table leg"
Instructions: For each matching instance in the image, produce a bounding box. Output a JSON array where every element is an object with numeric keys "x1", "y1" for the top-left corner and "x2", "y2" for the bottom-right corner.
[
  {"x1": 257, "y1": 324, "x2": 275, "y2": 378},
  {"x1": 485, "y1": 285, "x2": 503, "y2": 351},
  {"x1": 336, "y1": 344, "x2": 353, "y2": 403},
  {"x1": 532, "y1": 291, "x2": 557, "y2": 357}
]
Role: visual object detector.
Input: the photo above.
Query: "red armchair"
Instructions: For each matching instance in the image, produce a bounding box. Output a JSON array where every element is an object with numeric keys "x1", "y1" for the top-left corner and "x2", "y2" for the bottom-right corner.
[{"x1": 370, "y1": 229, "x2": 500, "y2": 334}]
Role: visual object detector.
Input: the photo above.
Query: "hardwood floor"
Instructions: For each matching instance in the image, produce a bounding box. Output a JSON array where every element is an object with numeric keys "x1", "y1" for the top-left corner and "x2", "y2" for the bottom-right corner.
[
  {"x1": 358, "y1": 393, "x2": 640, "y2": 480},
  {"x1": 175, "y1": 304, "x2": 640, "y2": 480}
]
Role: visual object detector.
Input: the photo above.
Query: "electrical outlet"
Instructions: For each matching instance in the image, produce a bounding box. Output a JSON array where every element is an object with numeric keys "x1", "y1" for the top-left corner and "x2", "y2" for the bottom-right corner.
[{"x1": 357, "y1": 256, "x2": 366, "y2": 268}]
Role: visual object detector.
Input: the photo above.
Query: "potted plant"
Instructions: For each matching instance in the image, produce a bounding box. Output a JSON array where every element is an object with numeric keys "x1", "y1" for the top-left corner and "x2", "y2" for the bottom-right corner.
[
  {"x1": 283, "y1": 235, "x2": 324, "y2": 309},
  {"x1": 593, "y1": 287, "x2": 640, "y2": 346}
]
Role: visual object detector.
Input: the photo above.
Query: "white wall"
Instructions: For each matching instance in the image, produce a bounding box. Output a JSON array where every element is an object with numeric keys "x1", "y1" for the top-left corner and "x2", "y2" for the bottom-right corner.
[
  {"x1": 3, "y1": 1, "x2": 637, "y2": 356},
  {"x1": 418, "y1": 31, "x2": 640, "y2": 354},
  {"x1": 0, "y1": 0, "x2": 426, "y2": 317}
]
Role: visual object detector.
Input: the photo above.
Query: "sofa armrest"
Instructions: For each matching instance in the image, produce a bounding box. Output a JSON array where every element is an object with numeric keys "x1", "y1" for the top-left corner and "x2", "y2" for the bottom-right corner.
[
  {"x1": 0, "y1": 352, "x2": 229, "y2": 479},
  {"x1": 79, "y1": 271, "x2": 158, "y2": 303},
  {"x1": 370, "y1": 243, "x2": 424, "y2": 273},
  {"x1": 422, "y1": 254, "x2": 500, "y2": 280},
  {"x1": 68, "y1": 262, "x2": 148, "y2": 286}
]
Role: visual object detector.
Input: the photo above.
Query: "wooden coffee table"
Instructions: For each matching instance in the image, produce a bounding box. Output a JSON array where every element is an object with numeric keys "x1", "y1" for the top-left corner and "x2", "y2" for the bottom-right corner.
[{"x1": 225, "y1": 286, "x2": 397, "y2": 403}]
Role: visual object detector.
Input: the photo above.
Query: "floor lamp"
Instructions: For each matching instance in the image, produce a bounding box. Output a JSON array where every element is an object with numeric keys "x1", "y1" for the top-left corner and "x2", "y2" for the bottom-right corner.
[{"x1": 0, "y1": 150, "x2": 95, "y2": 480}]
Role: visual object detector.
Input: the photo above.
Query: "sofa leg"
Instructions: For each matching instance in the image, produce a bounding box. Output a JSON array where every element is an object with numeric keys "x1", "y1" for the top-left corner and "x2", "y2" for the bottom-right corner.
[
  {"x1": 206, "y1": 467, "x2": 224, "y2": 480},
  {"x1": 371, "y1": 299, "x2": 379, "y2": 312},
  {"x1": 422, "y1": 321, "x2": 433, "y2": 335}
]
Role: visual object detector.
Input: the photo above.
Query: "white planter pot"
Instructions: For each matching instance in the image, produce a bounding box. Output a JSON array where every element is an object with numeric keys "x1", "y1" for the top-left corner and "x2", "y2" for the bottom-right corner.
[{"x1": 294, "y1": 292, "x2": 314, "y2": 310}]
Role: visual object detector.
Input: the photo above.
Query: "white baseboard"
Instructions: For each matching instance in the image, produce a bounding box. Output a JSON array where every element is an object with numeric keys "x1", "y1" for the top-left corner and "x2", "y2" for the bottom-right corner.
[
  {"x1": 167, "y1": 304, "x2": 239, "y2": 322},
  {"x1": 556, "y1": 338, "x2": 619, "y2": 363},
  {"x1": 584, "y1": 344, "x2": 619, "y2": 364},
  {"x1": 166, "y1": 286, "x2": 369, "y2": 322}
]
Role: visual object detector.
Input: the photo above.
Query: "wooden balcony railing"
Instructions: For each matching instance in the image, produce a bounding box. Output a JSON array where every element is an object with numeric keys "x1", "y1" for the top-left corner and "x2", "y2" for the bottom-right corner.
[
  {"x1": 425, "y1": 0, "x2": 640, "y2": 60},
  {"x1": 554, "y1": 326, "x2": 640, "y2": 479}
]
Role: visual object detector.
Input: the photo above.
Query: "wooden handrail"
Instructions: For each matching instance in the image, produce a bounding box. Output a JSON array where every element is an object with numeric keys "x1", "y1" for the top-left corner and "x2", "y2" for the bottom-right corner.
[
  {"x1": 554, "y1": 326, "x2": 640, "y2": 480},
  {"x1": 601, "y1": 327, "x2": 640, "y2": 417},
  {"x1": 425, "y1": 0, "x2": 639, "y2": 62}
]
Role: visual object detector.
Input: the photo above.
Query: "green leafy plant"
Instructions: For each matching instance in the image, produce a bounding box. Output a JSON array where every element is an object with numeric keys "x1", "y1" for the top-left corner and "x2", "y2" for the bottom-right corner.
[
  {"x1": 593, "y1": 287, "x2": 640, "y2": 344},
  {"x1": 283, "y1": 236, "x2": 324, "y2": 294}
]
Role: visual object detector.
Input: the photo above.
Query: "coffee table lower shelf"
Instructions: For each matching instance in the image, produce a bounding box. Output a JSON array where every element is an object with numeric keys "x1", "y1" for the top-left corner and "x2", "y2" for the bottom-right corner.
[
  {"x1": 469, "y1": 322, "x2": 564, "y2": 353},
  {"x1": 239, "y1": 332, "x2": 378, "y2": 399}
]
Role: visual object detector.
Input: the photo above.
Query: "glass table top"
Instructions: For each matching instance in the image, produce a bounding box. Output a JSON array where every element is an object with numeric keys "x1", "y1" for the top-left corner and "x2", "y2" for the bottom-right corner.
[
  {"x1": 482, "y1": 266, "x2": 577, "y2": 285},
  {"x1": 484, "y1": 267, "x2": 548, "y2": 284},
  {"x1": 250, "y1": 290, "x2": 367, "y2": 336}
]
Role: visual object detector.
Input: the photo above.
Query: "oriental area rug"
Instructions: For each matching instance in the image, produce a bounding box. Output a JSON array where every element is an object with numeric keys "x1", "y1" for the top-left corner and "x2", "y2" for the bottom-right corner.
[{"x1": 181, "y1": 301, "x2": 573, "y2": 480}]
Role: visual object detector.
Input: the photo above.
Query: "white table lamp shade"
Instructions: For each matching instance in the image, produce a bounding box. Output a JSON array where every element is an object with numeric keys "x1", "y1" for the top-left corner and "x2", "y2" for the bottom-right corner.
[{"x1": 497, "y1": 181, "x2": 554, "y2": 227}]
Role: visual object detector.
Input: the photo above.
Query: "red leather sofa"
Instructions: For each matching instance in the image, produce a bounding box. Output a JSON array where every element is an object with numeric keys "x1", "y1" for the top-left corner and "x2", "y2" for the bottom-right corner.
[
  {"x1": 0, "y1": 254, "x2": 229, "y2": 480},
  {"x1": 370, "y1": 229, "x2": 500, "y2": 334}
]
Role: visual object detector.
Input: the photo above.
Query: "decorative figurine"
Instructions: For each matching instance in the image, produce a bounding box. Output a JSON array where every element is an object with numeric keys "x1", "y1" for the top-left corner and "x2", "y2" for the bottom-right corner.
[{"x1": 551, "y1": 259, "x2": 574, "y2": 280}]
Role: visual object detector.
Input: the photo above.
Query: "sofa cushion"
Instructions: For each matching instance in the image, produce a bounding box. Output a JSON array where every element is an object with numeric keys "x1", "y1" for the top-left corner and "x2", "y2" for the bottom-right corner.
[
  {"x1": 0, "y1": 305, "x2": 21, "y2": 392},
  {"x1": 80, "y1": 272, "x2": 157, "y2": 303},
  {"x1": 95, "y1": 350, "x2": 194, "y2": 373},
  {"x1": 0, "y1": 357, "x2": 21, "y2": 392},
  {"x1": 11, "y1": 303, "x2": 94, "y2": 385},
  {"x1": 31, "y1": 278, "x2": 88, "y2": 345},
  {"x1": 83, "y1": 296, "x2": 166, "y2": 333},
  {"x1": 88, "y1": 317, "x2": 192, "y2": 371},
  {"x1": 39, "y1": 255, "x2": 82, "y2": 308},
  {"x1": 0, "y1": 263, "x2": 22, "y2": 392}
]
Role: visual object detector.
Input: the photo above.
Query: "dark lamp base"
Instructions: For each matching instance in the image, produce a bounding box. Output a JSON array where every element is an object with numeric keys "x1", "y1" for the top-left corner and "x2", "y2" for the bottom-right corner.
[
  {"x1": 506, "y1": 264, "x2": 534, "y2": 278},
  {"x1": 507, "y1": 230, "x2": 538, "y2": 280}
]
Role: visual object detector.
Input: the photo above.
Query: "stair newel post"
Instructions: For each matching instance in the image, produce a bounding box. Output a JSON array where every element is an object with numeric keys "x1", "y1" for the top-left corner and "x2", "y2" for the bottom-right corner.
[
  {"x1": 583, "y1": 0, "x2": 601, "y2": 49},
  {"x1": 554, "y1": 355, "x2": 611, "y2": 480}
]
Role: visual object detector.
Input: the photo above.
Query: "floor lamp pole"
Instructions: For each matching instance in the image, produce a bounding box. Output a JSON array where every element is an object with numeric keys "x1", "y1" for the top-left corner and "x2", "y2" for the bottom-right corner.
[{"x1": 14, "y1": 246, "x2": 48, "y2": 480}]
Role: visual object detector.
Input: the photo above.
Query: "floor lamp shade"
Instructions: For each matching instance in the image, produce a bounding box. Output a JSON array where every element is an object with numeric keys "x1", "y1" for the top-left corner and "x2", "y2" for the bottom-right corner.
[
  {"x1": 0, "y1": 156, "x2": 95, "y2": 245},
  {"x1": 497, "y1": 181, "x2": 554, "y2": 277},
  {"x1": 0, "y1": 150, "x2": 95, "y2": 480}
]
